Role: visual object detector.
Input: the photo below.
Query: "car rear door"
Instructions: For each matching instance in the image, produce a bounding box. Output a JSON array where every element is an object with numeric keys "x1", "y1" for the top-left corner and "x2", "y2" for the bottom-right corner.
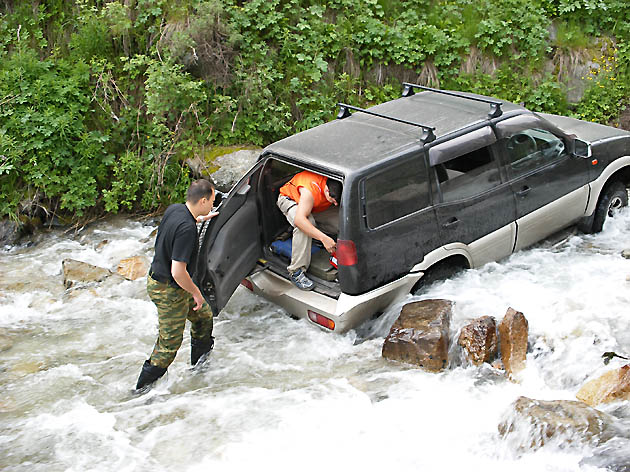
[
  {"x1": 195, "y1": 159, "x2": 265, "y2": 315},
  {"x1": 495, "y1": 115, "x2": 591, "y2": 251}
]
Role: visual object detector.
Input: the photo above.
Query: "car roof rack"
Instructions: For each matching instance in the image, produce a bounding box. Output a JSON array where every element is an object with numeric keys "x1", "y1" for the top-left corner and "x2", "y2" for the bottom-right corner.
[
  {"x1": 336, "y1": 102, "x2": 437, "y2": 143},
  {"x1": 401, "y1": 82, "x2": 503, "y2": 119}
]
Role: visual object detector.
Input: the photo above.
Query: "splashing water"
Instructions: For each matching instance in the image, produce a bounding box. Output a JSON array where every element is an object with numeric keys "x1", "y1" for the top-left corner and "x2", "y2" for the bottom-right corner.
[{"x1": 1, "y1": 212, "x2": 630, "y2": 471}]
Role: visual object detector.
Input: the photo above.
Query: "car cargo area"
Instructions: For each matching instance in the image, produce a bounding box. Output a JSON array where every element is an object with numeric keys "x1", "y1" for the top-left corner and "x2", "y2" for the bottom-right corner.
[{"x1": 256, "y1": 157, "x2": 343, "y2": 299}]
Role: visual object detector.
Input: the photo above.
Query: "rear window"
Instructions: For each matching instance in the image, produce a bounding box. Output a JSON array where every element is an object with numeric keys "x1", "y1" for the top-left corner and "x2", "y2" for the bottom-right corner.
[{"x1": 364, "y1": 156, "x2": 429, "y2": 229}]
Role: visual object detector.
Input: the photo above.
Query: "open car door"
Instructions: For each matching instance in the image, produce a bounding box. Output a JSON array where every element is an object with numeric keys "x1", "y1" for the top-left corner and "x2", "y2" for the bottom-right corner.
[{"x1": 195, "y1": 159, "x2": 265, "y2": 315}]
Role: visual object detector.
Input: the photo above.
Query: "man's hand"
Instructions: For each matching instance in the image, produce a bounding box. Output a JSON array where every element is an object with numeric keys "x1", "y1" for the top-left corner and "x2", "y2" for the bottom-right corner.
[
  {"x1": 196, "y1": 211, "x2": 219, "y2": 223},
  {"x1": 172, "y1": 260, "x2": 206, "y2": 311},
  {"x1": 192, "y1": 291, "x2": 205, "y2": 311},
  {"x1": 323, "y1": 235, "x2": 337, "y2": 254}
]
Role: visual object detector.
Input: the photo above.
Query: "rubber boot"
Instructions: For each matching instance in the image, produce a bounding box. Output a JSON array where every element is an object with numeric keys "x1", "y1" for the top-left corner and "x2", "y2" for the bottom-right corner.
[
  {"x1": 191, "y1": 336, "x2": 214, "y2": 366},
  {"x1": 135, "y1": 360, "x2": 167, "y2": 391}
]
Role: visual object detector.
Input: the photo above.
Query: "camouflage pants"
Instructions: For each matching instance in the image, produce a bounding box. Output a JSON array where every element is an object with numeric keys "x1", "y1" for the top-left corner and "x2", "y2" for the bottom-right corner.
[{"x1": 147, "y1": 275, "x2": 213, "y2": 369}]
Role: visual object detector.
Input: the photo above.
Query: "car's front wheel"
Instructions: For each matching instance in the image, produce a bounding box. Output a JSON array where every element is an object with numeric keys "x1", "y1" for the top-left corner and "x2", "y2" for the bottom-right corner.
[{"x1": 590, "y1": 181, "x2": 628, "y2": 233}]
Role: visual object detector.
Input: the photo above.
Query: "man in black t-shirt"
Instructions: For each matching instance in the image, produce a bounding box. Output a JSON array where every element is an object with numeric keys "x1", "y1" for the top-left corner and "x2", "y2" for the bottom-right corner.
[{"x1": 135, "y1": 179, "x2": 219, "y2": 391}]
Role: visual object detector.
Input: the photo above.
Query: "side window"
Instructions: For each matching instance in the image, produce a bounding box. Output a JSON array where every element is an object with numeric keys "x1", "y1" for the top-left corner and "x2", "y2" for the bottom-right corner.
[
  {"x1": 436, "y1": 146, "x2": 500, "y2": 203},
  {"x1": 502, "y1": 128, "x2": 566, "y2": 176},
  {"x1": 364, "y1": 157, "x2": 429, "y2": 229}
]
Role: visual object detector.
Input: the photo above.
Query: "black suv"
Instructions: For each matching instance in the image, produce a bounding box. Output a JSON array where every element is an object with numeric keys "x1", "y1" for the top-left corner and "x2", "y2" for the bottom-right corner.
[{"x1": 196, "y1": 84, "x2": 630, "y2": 332}]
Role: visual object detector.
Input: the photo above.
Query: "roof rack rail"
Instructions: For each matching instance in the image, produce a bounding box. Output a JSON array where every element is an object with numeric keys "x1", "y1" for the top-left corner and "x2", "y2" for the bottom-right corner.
[
  {"x1": 336, "y1": 103, "x2": 436, "y2": 143},
  {"x1": 401, "y1": 83, "x2": 503, "y2": 119}
]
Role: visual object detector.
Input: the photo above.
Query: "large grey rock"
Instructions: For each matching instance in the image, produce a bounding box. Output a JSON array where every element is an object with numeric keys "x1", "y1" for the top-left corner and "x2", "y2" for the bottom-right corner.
[
  {"x1": 62, "y1": 259, "x2": 113, "y2": 289},
  {"x1": 0, "y1": 219, "x2": 21, "y2": 246},
  {"x1": 498, "y1": 396, "x2": 623, "y2": 451},
  {"x1": 382, "y1": 299, "x2": 452, "y2": 372},
  {"x1": 577, "y1": 365, "x2": 630, "y2": 407},
  {"x1": 498, "y1": 307, "x2": 528, "y2": 377},
  {"x1": 211, "y1": 149, "x2": 261, "y2": 191},
  {"x1": 458, "y1": 316, "x2": 498, "y2": 365},
  {"x1": 186, "y1": 148, "x2": 262, "y2": 192},
  {"x1": 621, "y1": 249, "x2": 630, "y2": 259}
]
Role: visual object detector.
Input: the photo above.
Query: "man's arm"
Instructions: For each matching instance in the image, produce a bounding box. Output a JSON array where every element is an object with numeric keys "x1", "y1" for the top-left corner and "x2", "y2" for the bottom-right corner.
[
  {"x1": 171, "y1": 260, "x2": 205, "y2": 311},
  {"x1": 294, "y1": 187, "x2": 336, "y2": 253}
]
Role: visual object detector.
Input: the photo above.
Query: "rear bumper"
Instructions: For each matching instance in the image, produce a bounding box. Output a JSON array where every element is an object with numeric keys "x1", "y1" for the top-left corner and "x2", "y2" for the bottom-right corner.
[{"x1": 246, "y1": 269, "x2": 423, "y2": 332}]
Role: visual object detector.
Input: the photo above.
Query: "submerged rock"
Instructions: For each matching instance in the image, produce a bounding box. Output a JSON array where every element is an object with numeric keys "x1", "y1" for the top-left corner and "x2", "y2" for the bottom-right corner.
[
  {"x1": 458, "y1": 315, "x2": 498, "y2": 365},
  {"x1": 117, "y1": 256, "x2": 149, "y2": 280},
  {"x1": 382, "y1": 299, "x2": 452, "y2": 372},
  {"x1": 581, "y1": 437, "x2": 630, "y2": 472},
  {"x1": 576, "y1": 365, "x2": 630, "y2": 407},
  {"x1": 62, "y1": 259, "x2": 113, "y2": 289},
  {"x1": 498, "y1": 396, "x2": 621, "y2": 451},
  {"x1": 0, "y1": 333, "x2": 13, "y2": 352},
  {"x1": 498, "y1": 307, "x2": 528, "y2": 377}
]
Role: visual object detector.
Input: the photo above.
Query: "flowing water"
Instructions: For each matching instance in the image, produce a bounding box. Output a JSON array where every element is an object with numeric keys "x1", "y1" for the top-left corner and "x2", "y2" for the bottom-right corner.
[{"x1": 1, "y1": 210, "x2": 630, "y2": 472}]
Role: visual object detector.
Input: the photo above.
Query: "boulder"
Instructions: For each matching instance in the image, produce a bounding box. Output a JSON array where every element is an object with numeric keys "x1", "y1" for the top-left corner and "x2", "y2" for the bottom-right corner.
[
  {"x1": 576, "y1": 365, "x2": 630, "y2": 407},
  {"x1": 498, "y1": 307, "x2": 528, "y2": 376},
  {"x1": 62, "y1": 259, "x2": 112, "y2": 289},
  {"x1": 117, "y1": 256, "x2": 149, "y2": 280},
  {"x1": 621, "y1": 249, "x2": 630, "y2": 260},
  {"x1": 186, "y1": 148, "x2": 262, "y2": 192},
  {"x1": 498, "y1": 396, "x2": 621, "y2": 450},
  {"x1": 382, "y1": 299, "x2": 452, "y2": 372},
  {"x1": 458, "y1": 316, "x2": 498, "y2": 365},
  {"x1": 0, "y1": 219, "x2": 21, "y2": 246}
]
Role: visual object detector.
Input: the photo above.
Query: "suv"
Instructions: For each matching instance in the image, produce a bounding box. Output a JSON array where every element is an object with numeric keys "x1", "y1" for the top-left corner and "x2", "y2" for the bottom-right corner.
[{"x1": 196, "y1": 84, "x2": 630, "y2": 333}]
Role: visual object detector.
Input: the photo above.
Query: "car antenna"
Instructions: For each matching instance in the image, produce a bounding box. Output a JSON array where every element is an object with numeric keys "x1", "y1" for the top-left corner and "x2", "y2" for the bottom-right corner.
[
  {"x1": 336, "y1": 103, "x2": 436, "y2": 143},
  {"x1": 401, "y1": 83, "x2": 503, "y2": 119}
]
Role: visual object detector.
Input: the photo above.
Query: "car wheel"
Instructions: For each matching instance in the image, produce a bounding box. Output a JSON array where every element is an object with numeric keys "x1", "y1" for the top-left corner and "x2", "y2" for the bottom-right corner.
[
  {"x1": 591, "y1": 181, "x2": 628, "y2": 233},
  {"x1": 411, "y1": 257, "x2": 467, "y2": 294}
]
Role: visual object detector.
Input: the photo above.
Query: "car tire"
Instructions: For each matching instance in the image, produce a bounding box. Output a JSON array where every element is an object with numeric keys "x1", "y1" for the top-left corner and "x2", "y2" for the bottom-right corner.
[{"x1": 590, "y1": 181, "x2": 628, "y2": 233}]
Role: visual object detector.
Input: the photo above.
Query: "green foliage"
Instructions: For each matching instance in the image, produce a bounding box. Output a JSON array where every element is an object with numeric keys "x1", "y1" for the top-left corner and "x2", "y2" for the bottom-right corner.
[
  {"x1": 0, "y1": 49, "x2": 111, "y2": 216},
  {"x1": 0, "y1": 0, "x2": 629, "y2": 221}
]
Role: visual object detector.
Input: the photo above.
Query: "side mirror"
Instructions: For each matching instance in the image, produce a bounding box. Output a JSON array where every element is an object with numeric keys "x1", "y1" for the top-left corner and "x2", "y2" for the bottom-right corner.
[{"x1": 572, "y1": 138, "x2": 592, "y2": 158}]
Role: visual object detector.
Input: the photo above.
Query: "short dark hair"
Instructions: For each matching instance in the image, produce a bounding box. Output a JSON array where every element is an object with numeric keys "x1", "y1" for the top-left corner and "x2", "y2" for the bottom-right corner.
[
  {"x1": 187, "y1": 179, "x2": 215, "y2": 204},
  {"x1": 327, "y1": 179, "x2": 342, "y2": 201}
]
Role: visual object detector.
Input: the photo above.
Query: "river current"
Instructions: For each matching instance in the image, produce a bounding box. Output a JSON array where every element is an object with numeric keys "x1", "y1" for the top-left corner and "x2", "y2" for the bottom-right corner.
[{"x1": 1, "y1": 210, "x2": 629, "y2": 471}]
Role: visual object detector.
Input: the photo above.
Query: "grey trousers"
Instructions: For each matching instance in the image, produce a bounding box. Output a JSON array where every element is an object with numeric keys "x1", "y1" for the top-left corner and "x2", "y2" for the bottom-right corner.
[{"x1": 277, "y1": 195, "x2": 339, "y2": 273}]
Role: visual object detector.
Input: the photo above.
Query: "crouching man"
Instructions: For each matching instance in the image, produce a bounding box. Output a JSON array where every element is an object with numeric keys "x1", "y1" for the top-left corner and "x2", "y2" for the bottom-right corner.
[
  {"x1": 135, "y1": 179, "x2": 219, "y2": 391},
  {"x1": 277, "y1": 170, "x2": 341, "y2": 290}
]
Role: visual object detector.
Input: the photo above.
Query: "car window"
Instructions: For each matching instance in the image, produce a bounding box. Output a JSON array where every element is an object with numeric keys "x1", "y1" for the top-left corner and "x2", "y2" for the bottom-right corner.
[
  {"x1": 365, "y1": 157, "x2": 429, "y2": 229},
  {"x1": 436, "y1": 146, "x2": 501, "y2": 203},
  {"x1": 502, "y1": 128, "x2": 566, "y2": 176}
]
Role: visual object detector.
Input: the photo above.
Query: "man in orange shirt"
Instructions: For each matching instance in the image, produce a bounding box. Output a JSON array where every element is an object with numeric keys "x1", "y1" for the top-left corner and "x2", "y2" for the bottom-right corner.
[{"x1": 277, "y1": 171, "x2": 342, "y2": 290}]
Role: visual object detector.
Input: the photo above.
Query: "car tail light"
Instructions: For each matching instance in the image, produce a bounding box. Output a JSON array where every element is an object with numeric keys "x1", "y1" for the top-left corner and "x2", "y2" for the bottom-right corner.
[
  {"x1": 308, "y1": 310, "x2": 335, "y2": 330},
  {"x1": 240, "y1": 279, "x2": 254, "y2": 291},
  {"x1": 336, "y1": 239, "x2": 357, "y2": 266}
]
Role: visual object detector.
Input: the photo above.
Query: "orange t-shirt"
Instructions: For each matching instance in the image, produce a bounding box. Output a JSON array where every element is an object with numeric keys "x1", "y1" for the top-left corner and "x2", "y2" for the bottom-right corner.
[{"x1": 279, "y1": 171, "x2": 331, "y2": 213}]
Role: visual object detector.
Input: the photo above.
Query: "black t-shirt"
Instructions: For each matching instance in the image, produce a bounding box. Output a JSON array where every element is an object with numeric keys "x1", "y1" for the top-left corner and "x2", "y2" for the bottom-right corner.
[{"x1": 150, "y1": 204, "x2": 198, "y2": 287}]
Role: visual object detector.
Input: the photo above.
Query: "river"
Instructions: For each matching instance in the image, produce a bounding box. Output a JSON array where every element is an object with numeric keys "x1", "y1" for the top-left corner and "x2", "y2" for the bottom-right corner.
[{"x1": 1, "y1": 210, "x2": 629, "y2": 471}]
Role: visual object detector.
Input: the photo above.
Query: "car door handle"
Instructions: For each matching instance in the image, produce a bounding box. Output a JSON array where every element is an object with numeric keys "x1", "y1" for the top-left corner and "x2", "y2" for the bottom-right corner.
[
  {"x1": 516, "y1": 186, "x2": 531, "y2": 197},
  {"x1": 442, "y1": 217, "x2": 460, "y2": 228}
]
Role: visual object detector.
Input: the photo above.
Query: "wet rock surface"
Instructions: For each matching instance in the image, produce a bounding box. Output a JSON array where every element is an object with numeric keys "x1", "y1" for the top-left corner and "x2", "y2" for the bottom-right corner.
[
  {"x1": 0, "y1": 219, "x2": 21, "y2": 246},
  {"x1": 498, "y1": 396, "x2": 623, "y2": 450},
  {"x1": 577, "y1": 365, "x2": 630, "y2": 406},
  {"x1": 382, "y1": 299, "x2": 452, "y2": 372},
  {"x1": 498, "y1": 308, "x2": 529, "y2": 377},
  {"x1": 117, "y1": 256, "x2": 149, "y2": 281},
  {"x1": 458, "y1": 316, "x2": 498, "y2": 365},
  {"x1": 62, "y1": 259, "x2": 113, "y2": 289},
  {"x1": 0, "y1": 328, "x2": 13, "y2": 352}
]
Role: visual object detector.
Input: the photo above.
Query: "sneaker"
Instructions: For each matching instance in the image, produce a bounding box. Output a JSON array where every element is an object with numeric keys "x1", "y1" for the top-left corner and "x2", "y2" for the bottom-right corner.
[{"x1": 290, "y1": 268, "x2": 315, "y2": 290}]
